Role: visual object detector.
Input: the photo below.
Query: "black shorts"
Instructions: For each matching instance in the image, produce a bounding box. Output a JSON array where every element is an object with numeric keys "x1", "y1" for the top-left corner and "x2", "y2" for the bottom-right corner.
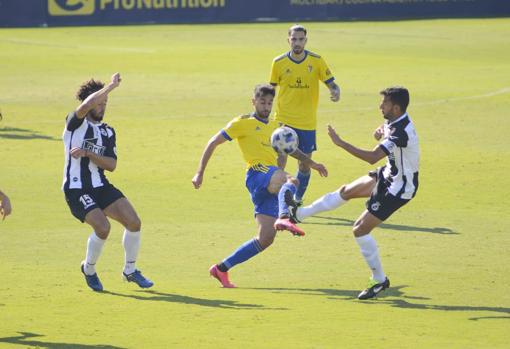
[
  {"x1": 366, "y1": 168, "x2": 410, "y2": 221},
  {"x1": 65, "y1": 184, "x2": 125, "y2": 223}
]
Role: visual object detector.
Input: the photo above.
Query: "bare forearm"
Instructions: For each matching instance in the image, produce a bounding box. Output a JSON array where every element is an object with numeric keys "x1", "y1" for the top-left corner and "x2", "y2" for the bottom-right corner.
[
  {"x1": 290, "y1": 149, "x2": 316, "y2": 167},
  {"x1": 86, "y1": 151, "x2": 117, "y2": 172},
  {"x1": 336, "y1": 140, "x2": 379, "y2": 164},
  {"x1": 196, "y1": 141, "x2": 218, "y2": 175}
]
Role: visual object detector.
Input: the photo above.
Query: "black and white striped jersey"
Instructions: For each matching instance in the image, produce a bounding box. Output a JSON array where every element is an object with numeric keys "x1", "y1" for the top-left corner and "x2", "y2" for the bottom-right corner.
[
  {"x1": 378, "y1": 113, "x2": 420, "y2": 200},
  {"x1": 62, "y1": 111, "x2": 117, "y2": 191}
]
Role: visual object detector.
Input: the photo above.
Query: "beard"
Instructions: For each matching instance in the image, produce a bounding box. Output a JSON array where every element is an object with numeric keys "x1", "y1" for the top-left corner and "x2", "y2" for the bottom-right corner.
[
  {"x1": 292, "y1": 47, "x2": 304, "y2": 55},
  {"x1": 88, "y1": 110, "x2": 104, "y2": 122}
]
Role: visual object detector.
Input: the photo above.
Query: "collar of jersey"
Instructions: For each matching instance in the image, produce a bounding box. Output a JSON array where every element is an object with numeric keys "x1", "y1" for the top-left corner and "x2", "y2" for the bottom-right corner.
[
  {"x1": 251, "y1": 112, "x2": 269, "y2": 124},
  {"x1": 388, "y1": 112, "x2": 408, "y2": 126},
  {"x1": 287, "y1": 50, "x2": 308, "y2": 64}
]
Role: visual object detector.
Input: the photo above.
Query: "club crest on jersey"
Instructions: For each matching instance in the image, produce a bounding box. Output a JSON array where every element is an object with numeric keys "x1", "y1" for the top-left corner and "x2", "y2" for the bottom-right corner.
[
  {"x1": 308, "y1": 65, "x2": 313, "y2": 73},
  {"x1": 100, "y1": 128, "x2": 108, "y2": 137},
  {"x1": 371, "y1": 201, "x2": 381, "y2": 211},
  {"x1": 82, "y1": 138, "x2": 105, "y2": 156}
]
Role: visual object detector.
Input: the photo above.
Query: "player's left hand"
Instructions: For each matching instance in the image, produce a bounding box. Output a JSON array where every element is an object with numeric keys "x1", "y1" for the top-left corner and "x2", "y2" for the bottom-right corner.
[
  {"x1": 70, "y1": 147, "x2": 88, "y2": 159},
  {"x1": 0, "y1": 196, "x2": 12, "y2": 220},
  {"x1": 327, "y1": 124, "x2": 343, "y2": 147},
  {"x1": 330, "y1": 87, "x2": 340, "y2": 102},
  {"x1": 311, "y1": 163, "x2": 328, "y2": 177}
]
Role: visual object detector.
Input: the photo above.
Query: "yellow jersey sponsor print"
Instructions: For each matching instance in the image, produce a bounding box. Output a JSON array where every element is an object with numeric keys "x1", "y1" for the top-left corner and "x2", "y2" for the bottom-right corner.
[
  {"x1": 270, "y1": 50, "x2": 334, "y2": 131},
  {"x1": 221, "y1": 113, "x2": 279, "y2": 168},
  {"x1": 48, "y1": 0, "x2": 95, "y2": 16}
]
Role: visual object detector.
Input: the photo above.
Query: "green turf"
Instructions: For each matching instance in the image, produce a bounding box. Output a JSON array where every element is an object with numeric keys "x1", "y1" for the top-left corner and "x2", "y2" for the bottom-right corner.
[{"x1": 0, "y1": 19, "x2": 509, "y2": 348}]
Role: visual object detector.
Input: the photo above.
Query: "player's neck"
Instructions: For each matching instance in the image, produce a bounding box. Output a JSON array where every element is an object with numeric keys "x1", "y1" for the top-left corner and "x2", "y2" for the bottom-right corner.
[{"x1": 290, "y1": 51, "x2": 306, "y2": 61}]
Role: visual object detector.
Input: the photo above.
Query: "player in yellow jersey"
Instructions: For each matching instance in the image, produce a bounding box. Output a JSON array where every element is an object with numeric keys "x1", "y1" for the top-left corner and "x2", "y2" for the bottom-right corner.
[
  {"x1": 270, "y1": 24, "x2": 341, "y2": 204},
  {"x1": 192, "y1": 84, "x2": 328, "y2": 288}
]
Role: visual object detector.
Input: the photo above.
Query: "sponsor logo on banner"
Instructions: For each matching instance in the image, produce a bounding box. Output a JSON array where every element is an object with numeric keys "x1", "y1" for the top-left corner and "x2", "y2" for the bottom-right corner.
[{"x1": 48, "y1": 0, "x2": 95, "y2": 16}]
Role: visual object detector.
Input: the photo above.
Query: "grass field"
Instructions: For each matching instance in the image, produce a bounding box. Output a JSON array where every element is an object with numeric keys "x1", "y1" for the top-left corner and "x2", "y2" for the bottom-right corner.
[{"x1": 0, "y1": 18, "x2": 509, "y2": 348}]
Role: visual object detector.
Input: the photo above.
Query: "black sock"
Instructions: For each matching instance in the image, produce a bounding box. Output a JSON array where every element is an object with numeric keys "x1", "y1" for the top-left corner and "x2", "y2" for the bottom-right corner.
[{"x1": 217, "y1": 263, "x2": 229, "y2": 272}]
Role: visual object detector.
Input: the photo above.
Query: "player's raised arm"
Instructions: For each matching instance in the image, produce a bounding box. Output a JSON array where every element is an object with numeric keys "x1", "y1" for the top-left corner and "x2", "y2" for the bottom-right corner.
[
  {"x1": 75, "y1": 73, "x2": 121, "y2": 119},
  {"x1": 327, "y1": 124, "x2": 386, "y2": 165},
  {"x1": 192, "y1": 132, "x2": 228, "y2": 189},
  {"x1": 0, "y1": 189, "x2": 12, "y2": 220},
  {"x1": 289, "y1": 149, "x2": 328, "y2": 177}
]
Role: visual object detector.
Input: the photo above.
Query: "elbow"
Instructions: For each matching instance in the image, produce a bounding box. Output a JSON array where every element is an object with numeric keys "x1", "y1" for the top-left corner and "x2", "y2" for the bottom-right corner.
[
  {"x1": 107, "y1": 161, "x2": 117, "y2": 172},
  {"x1": 367, "y1": 157, "x2": 379, "y2": 165}
]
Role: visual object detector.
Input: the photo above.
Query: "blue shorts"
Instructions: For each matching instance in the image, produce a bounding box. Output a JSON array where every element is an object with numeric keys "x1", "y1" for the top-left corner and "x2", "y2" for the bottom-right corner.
[
  {"x1": 286, "y1": 126, "x2": 317, "y2": 154},
  {"x1": 245, "y1": 165, "x2": 279, "y2": 218}
]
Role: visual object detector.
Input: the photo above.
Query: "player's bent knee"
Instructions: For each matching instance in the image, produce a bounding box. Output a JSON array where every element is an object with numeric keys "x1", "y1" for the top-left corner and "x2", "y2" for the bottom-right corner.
[
  {"x1": 126, "y1": 216, "x2": 141, "y2": 232},
  {"x1": 352, "y1": 219, "x2": 367, "y2": 237},
  {"x1": 287, "y1": 176, "x2": 299, "y2": 187},
  {"x1": 95, "y1": 221, "x2": 111, "y2": 239},
  {"x1": 339, "y1": 184, "x2": 347, "y2": 196},
  {"x1": 258, "y1": 236, "x2": 274, "y2": 249}
]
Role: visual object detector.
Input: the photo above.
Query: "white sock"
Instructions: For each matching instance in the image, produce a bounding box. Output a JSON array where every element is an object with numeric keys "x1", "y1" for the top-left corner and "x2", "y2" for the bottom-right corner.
[
  {"x1": 297, "y1": 190, "x2": 346, "y2": 221},
  {"x1": 355, "y1": 234, "x2": 385, "y2": 283},
  {"x1": 123, "y1": 229, "x2": 141, "y2": 275},
  {"x1": 84, "y1": 232, "x2": 105, "y2": 276}
]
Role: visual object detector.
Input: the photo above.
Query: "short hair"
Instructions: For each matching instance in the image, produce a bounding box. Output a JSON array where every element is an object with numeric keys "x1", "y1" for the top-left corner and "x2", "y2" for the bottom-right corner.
[
  {"x1": 288, "y1": 24, "x2": 307, "y2": 36},
  {"x1": 76, "y1": 79, "x2": 105, "y2": 102},
  {"x1": 253, "y1": 84, "x2": 275, "y2": 99},
  {"x1": 380, "y1": 86, "x2": 410, "y2": 112}
]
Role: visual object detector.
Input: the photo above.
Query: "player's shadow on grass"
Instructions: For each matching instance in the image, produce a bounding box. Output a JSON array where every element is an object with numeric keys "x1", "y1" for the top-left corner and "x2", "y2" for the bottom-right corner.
[
  {"x1": 103, "y1": 290, "x2": 286, "y2": 310},
  {"x1": 251, "y1": 286, "x2": 509, "y2": 320},
  {"x1": 0, "y1": 332, "x2": 125, "y2": 349},
  {"x1": 0, "y1": 127, "x2": 59, "y2": 141},
  {"x1": 304, "y1": 215, "x2": 457, "y2": 235}
]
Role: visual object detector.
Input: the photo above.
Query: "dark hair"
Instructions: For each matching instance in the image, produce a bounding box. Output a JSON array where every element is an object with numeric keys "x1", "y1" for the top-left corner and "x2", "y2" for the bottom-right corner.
[
  {"x1": 288, "y1": 24, "x2": 307, "y2": 36},
  {"x1": 76, "y1": 79, "x2": 105, "y2": 102},
  {"x1": 380, "y1": 86, "x2": 410, "y2": 112},
  {"x1": 253, "y1": 84, "x2": 275, "y2": 99}
]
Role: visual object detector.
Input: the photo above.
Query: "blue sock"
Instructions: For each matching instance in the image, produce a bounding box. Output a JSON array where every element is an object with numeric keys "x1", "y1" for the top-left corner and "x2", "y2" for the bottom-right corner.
[
  {"x1": 278, "y1": 182, "x2": 297, "y2": 218},
  {"x1": 222, "y1": 239, "x2": 263, "y2": 270},
  {"x1": 295, "y1": 171, "x2": 311, "y2": 201}
]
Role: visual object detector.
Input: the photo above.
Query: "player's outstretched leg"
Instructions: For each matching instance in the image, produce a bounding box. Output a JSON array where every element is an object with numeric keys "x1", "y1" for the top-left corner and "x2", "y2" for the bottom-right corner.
[
  {"x1": 274, "y1": 182, "x2": 305, "y2": 236},
  {"x1": 209, "y1": 264, "x2": 236, "y2": 288},
  {"x1": 295, "y1": 190, "x2": 346, "y2": 221}
]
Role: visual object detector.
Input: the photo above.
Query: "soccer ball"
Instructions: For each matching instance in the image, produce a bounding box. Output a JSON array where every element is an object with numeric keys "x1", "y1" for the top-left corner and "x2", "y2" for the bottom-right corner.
[{"x1": 271, "y1": 126, "x2": 299, "y2": 154}]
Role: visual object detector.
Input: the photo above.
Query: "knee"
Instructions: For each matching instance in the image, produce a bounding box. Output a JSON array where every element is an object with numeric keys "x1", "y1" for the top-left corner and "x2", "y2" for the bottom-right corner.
[
  {"x1": 287, "y1": 176, "x2": 299, "y2": 187},
  {"x1": 258, "y1": 235, "x2": 274, "y2": 249},
  {"x1": 126, "y1": 216, "x2": 142, "y2": 232},
  {"x1": 95, "y1": 221, "x2": 111, "y2": 239},
  {"x1": 352, "y1": 220, "x2": 368, "y2": 238},
  {"x1": 339, "y1": 185, "x2": 349, "y2": 200}
]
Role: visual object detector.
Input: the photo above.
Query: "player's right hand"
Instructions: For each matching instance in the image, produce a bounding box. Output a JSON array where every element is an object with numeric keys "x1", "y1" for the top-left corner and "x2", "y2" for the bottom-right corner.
[
  {"x1": 311, "y1": 163, "x2": 328, "y2": 177},
  {"x1": 373, "y1": 125, "x2": 384, "y2": 141},
  {"x1": 192, "y1": 173, "x2": 203, "y2": 189}
]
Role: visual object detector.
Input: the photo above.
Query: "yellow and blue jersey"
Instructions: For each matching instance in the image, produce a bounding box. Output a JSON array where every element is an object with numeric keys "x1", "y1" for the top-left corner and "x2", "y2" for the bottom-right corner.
[
  {"x1": 221, "y1": 113, "x2": 279, "y2": 169},
  {"x1": 270, "y1": 50, "x2": 335, "y2": 131}
]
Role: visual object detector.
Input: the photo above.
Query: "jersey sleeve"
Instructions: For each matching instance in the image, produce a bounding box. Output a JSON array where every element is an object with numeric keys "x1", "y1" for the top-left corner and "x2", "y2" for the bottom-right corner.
[
  {"x1": 66, "y1": 111, "x2": 85, "y2": 131},
  {"x1": 221, "y1": 117, "x2": 243, "y2": 141},
  {"x1": 103, "y1": 127, "x2": 117, "y2": 159},
  {"x1": 269, "y1": 60, "x2": 279, "y2": 86},
  {"x1": 379, "y1": 130, "x2": 409, "y2": 155},
  {"x1": 318, "y1": 57, "x2": 335, "y2": 84}
]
